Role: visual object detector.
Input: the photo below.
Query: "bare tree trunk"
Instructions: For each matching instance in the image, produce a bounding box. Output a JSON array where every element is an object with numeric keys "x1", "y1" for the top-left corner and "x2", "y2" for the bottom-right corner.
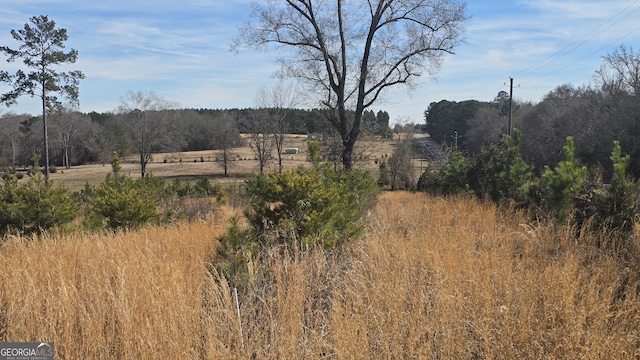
[
  {"x1": 342, "y1": 135, "x2": 356, "y2": 171},
  {"x1": 11, "y1": 139, "x2": 16, "y2": 168},
  {"x1": 236, "y1": 0, "x2": 467, "y2": 172},
  {"x1": 42, "y1": 86, "x2": 50, "y2": 180},
  {"x1": 275, "y1": 118, "x2": 285, "y2": 173},
  {"x1": 64, "y1": 143, "x2": 69, "y2": 169},
  {"x1": 222, "y1": 147, "x2": 229, "y2": 176},
  {"x1": 140, "y1": 151, "x2": 146, "y2": 177}
]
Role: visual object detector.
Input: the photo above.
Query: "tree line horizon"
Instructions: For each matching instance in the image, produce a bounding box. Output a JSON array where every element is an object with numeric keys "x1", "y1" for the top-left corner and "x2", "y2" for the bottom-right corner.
[
  {"x1": 2, "y1": 5, "x2": 639, "y2": 181},
  {"x1": 2, "y1": 0, "x2": 470, "y2": 173},
  {"x1": 0, "y1": 106, "x2": 393, "y2": 171}
]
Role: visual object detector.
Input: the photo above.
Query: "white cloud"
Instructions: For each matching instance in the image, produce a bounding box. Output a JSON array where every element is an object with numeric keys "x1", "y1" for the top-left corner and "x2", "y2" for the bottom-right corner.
[{"x1": 517, "y1": 0, "x2": 633, "y2": 19}]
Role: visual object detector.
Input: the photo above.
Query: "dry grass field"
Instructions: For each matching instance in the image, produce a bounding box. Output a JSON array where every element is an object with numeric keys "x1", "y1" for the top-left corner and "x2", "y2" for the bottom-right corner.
[
  {"x1": 47, "y1": 134, "x2": 398, "y2": 191},
  {"x1": 1, "y1": 192, "x2": 639, "y2": 359}
]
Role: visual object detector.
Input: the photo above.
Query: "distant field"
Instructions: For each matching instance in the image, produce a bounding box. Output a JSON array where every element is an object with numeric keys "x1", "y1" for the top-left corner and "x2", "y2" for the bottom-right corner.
[{"x1": 48, "y1": 134, "x2": 399, "y2": 191}]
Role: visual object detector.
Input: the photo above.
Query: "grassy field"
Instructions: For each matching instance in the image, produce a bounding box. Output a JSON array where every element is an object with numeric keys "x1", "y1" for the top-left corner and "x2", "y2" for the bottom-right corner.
[
  {"x1": 47, "y1": 134, "x2": 398, "y2": 191},
  {"x1": 0, "y1": 192, "x2": 638, "y2": 358}
]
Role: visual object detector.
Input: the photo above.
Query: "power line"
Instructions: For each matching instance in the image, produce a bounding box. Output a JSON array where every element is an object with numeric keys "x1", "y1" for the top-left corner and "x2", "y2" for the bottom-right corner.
[
  {"x1": 521, "y1": 25, "x2": 640, "y2": 87},
  {"x1": 512, "y1": 0, "x2": 640, "y2": 80}
]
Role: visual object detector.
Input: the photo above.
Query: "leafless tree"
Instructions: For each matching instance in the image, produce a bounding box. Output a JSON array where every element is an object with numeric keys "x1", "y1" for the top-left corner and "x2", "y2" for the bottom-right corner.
[
  {"x1": 213, "y1": 114, "x2": 240, "y2": 177},
  {"x1": 0, "y1": 112, "x2": 26, "y2": 168},
  {"x1": 320, "y1": 130, "x2": 345, "y2": 171},
  {"x1": 235, "y1": 0, "x2": 468, "y2": 170},
  {"x1": 116, "y1": 90, "x2": 179, "y2": 177},
  {"x1": 255, "y1": 82, "x2": 302, "y2": 172},
  {"x1": 49, "y1": 108, "x2": 90, "y2": 169},
  {"x1": 388, "y1": 126, "x2": 415, "y2": 191},
  {"x1": 245, "y1": 112, "x2": 276, "y2": 174},
  {"x1": 597, "y1": 45, "x2": 640, "y2": 97},
  {"x1": 465, "y1": 107, "x2": 506, "y2": 154}
]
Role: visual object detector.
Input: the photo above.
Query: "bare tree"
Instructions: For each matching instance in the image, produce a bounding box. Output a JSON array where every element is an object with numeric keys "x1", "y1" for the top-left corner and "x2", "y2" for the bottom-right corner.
[
  {"x1": 244, "y1": 112, "x2": 276, "y2": 174},
  {"x1": 519, "y1": 85, "x2": 586, "y2": 170},
  {"x1": 319, "y1": 129, "x2": 344, "y2": 171},
  {"x1": 213, "y1": 115, "x2": 240, "y2": 176},
  {"x1": 0, "y1": 112, "x2": 26, "y2": 168},
  {"x1": 388, "y1": 126, "x2": 416, "y2": 191},
  {"x1": 50, "y1": 109, "x2": 89, "y2": 169},
  {"x1": 597, "y1": 45, "x2": 640, "y2": 97},
  {"x1": 235, "y1": 0, "x2": 468, "y2": 170},
  {"x1": 465, "y1": 107, "x2": 506, "y2": 154},
  {"x1": 117, "y1": 90, "x2": 179, "y2": 177},
  {"x1": 255, "y1": 82, "x2": 302, "y2": 173},
  {"x1": 180, "y1": 110, "x2": 216, "y2": 151}
]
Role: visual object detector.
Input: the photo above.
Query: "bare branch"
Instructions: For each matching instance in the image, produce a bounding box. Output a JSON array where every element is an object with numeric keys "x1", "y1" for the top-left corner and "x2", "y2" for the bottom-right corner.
[{"x1": 235, "y1": 0, "x2": 468, "y2": 169}]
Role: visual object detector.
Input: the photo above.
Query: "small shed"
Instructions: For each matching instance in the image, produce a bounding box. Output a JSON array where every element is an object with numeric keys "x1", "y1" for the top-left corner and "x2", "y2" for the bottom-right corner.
[{"x1": 284, "y1": 147, "x2": 300, "y2": 154}]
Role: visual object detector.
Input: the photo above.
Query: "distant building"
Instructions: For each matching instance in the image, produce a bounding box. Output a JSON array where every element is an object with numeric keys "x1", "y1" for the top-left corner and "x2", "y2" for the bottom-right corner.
[
  {"x1": 284, "y1": 147, "x2": 300, "y2": 154},
  {"x1": 306, "y1": 133, "x2": 323, "y2": 141}
]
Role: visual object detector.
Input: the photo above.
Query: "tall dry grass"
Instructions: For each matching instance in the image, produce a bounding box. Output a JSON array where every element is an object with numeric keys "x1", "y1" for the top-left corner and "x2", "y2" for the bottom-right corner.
[
  {"x1": 0, "y1": 192, "x2": 639, "y2": 359},
  {"x1": 0, "y1": 207, "x2": 236, "y2": 358},
  {"x1": 329, "y1": 193, "x2": 640, "y2": 359}
]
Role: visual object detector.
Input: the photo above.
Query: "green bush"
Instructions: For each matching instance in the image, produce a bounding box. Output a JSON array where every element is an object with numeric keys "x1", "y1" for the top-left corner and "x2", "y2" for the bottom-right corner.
[
  {"x1": 569, "y1": 141, "x2": 640, "y2": 254},
  {"x1": 2, "y1": 167, "x2": 24, "y2": 180},
  {"x1": 418, "y1": 150, "x2": 469, "y2": 195},
  {"x1": 465, "y1": 130, "x2": 534, "y2": 207},
  {"x1": 83, "y1": 152, "x2": 160, "y2": 231},
  {"x1": 244, "y1": 165, "x2": 379, "y2": 249},
  {"x1": 594, "y1": 141, "x2": 640, "y2": 241},
  {"x1": 216, "y1": 162, "x2": 378, "y2": 289},
  {"x1": 214, "y1": 215, "x2": 261, "y2": 289},
  {"x1": 167, "y1": 178, "x2": 227, "y2": 204},
  {"x1": 193, "y1": 177, "x2": 227, "y2": 204},
  {"x1": 82, "y1": 154, "x2": 228, "y2": 231},
  {"x1": 84, "y1": 173, "x2": 160, "y2": 231},
  {"x1": 0, "y1": 172, "x2": 77, "y2": 235},
  {"x1": 536, "y1": 137, "x2": 588, "y2": 222}
]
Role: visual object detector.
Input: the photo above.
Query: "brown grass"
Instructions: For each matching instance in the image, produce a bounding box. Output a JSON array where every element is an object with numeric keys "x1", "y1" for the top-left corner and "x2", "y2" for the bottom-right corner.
[
  {"x1": 1, "y1": 193, "x2": 639, "y2": 358},
  {"x1": 47, "y1": 134, "x2": 397, "y2": 191}
]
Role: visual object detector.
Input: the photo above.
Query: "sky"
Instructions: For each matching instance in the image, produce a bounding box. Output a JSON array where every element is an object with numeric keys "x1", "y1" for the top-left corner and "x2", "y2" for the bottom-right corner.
[{"x1": 1, "y1": 0, "x2": 639, "y2": 125}]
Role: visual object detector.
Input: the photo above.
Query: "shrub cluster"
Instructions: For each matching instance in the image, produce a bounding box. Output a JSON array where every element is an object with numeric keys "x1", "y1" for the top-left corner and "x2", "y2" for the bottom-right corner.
[
  {"x1": 0, "y1": 171, "x2": 77, "y2": 235},
  {"x1": 81, "y1": 170, "x2": 161, "y2": 231},
  {"x1": 419, "y1": 130, "x2": 640, "y2": 254},
  {"x1": 80, "y1": 153, "x2": 226, "y2": 231},
  {"x1": 244, "y1": 165, "x2": 378, "y2": 248},
  {"x1": 0, "y1": 152, "x2": 227, "y2": 236},
  {"x1": 216, "y1": 142, "x2": 379, "y2": 288}
]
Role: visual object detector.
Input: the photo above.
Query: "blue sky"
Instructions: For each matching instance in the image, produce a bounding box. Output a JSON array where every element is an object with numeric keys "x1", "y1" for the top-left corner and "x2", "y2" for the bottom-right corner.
[{"x1": 1, "y1": 0, "x2": 639, "y2": 124}]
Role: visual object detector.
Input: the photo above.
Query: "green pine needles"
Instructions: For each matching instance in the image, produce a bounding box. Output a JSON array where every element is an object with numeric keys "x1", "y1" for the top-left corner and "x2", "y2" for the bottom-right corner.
[
  {"x1": 245, "y1": 164, "x2": 379, "y2": 249},
  {"x1": 0, "y1": 168, "x2": 77, "y2": 235},
  {"x1": 82, "y1": 152, "x2": 160, "y2": 231}
]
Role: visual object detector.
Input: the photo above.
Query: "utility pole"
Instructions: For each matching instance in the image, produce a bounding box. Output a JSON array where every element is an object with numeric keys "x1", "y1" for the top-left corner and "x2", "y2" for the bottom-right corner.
[
  {"x1": 508, "y1": 77, "x2": 513, "y2": 137},
  {"x1": 451, "y1": 130, "x2": 462, "y2": 149}
]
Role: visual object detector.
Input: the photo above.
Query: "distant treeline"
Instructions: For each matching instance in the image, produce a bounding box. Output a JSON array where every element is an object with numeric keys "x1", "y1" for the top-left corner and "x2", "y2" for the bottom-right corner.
[
  {"x1": 0, "y1": 107, "x2": 390, "y2": 168},
  {"x1": 425, "y1": 85, "x2": 640, "y2": 180},
  {"x1": 424, "y1": 45, "x2": 640, "y2": 180}
]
